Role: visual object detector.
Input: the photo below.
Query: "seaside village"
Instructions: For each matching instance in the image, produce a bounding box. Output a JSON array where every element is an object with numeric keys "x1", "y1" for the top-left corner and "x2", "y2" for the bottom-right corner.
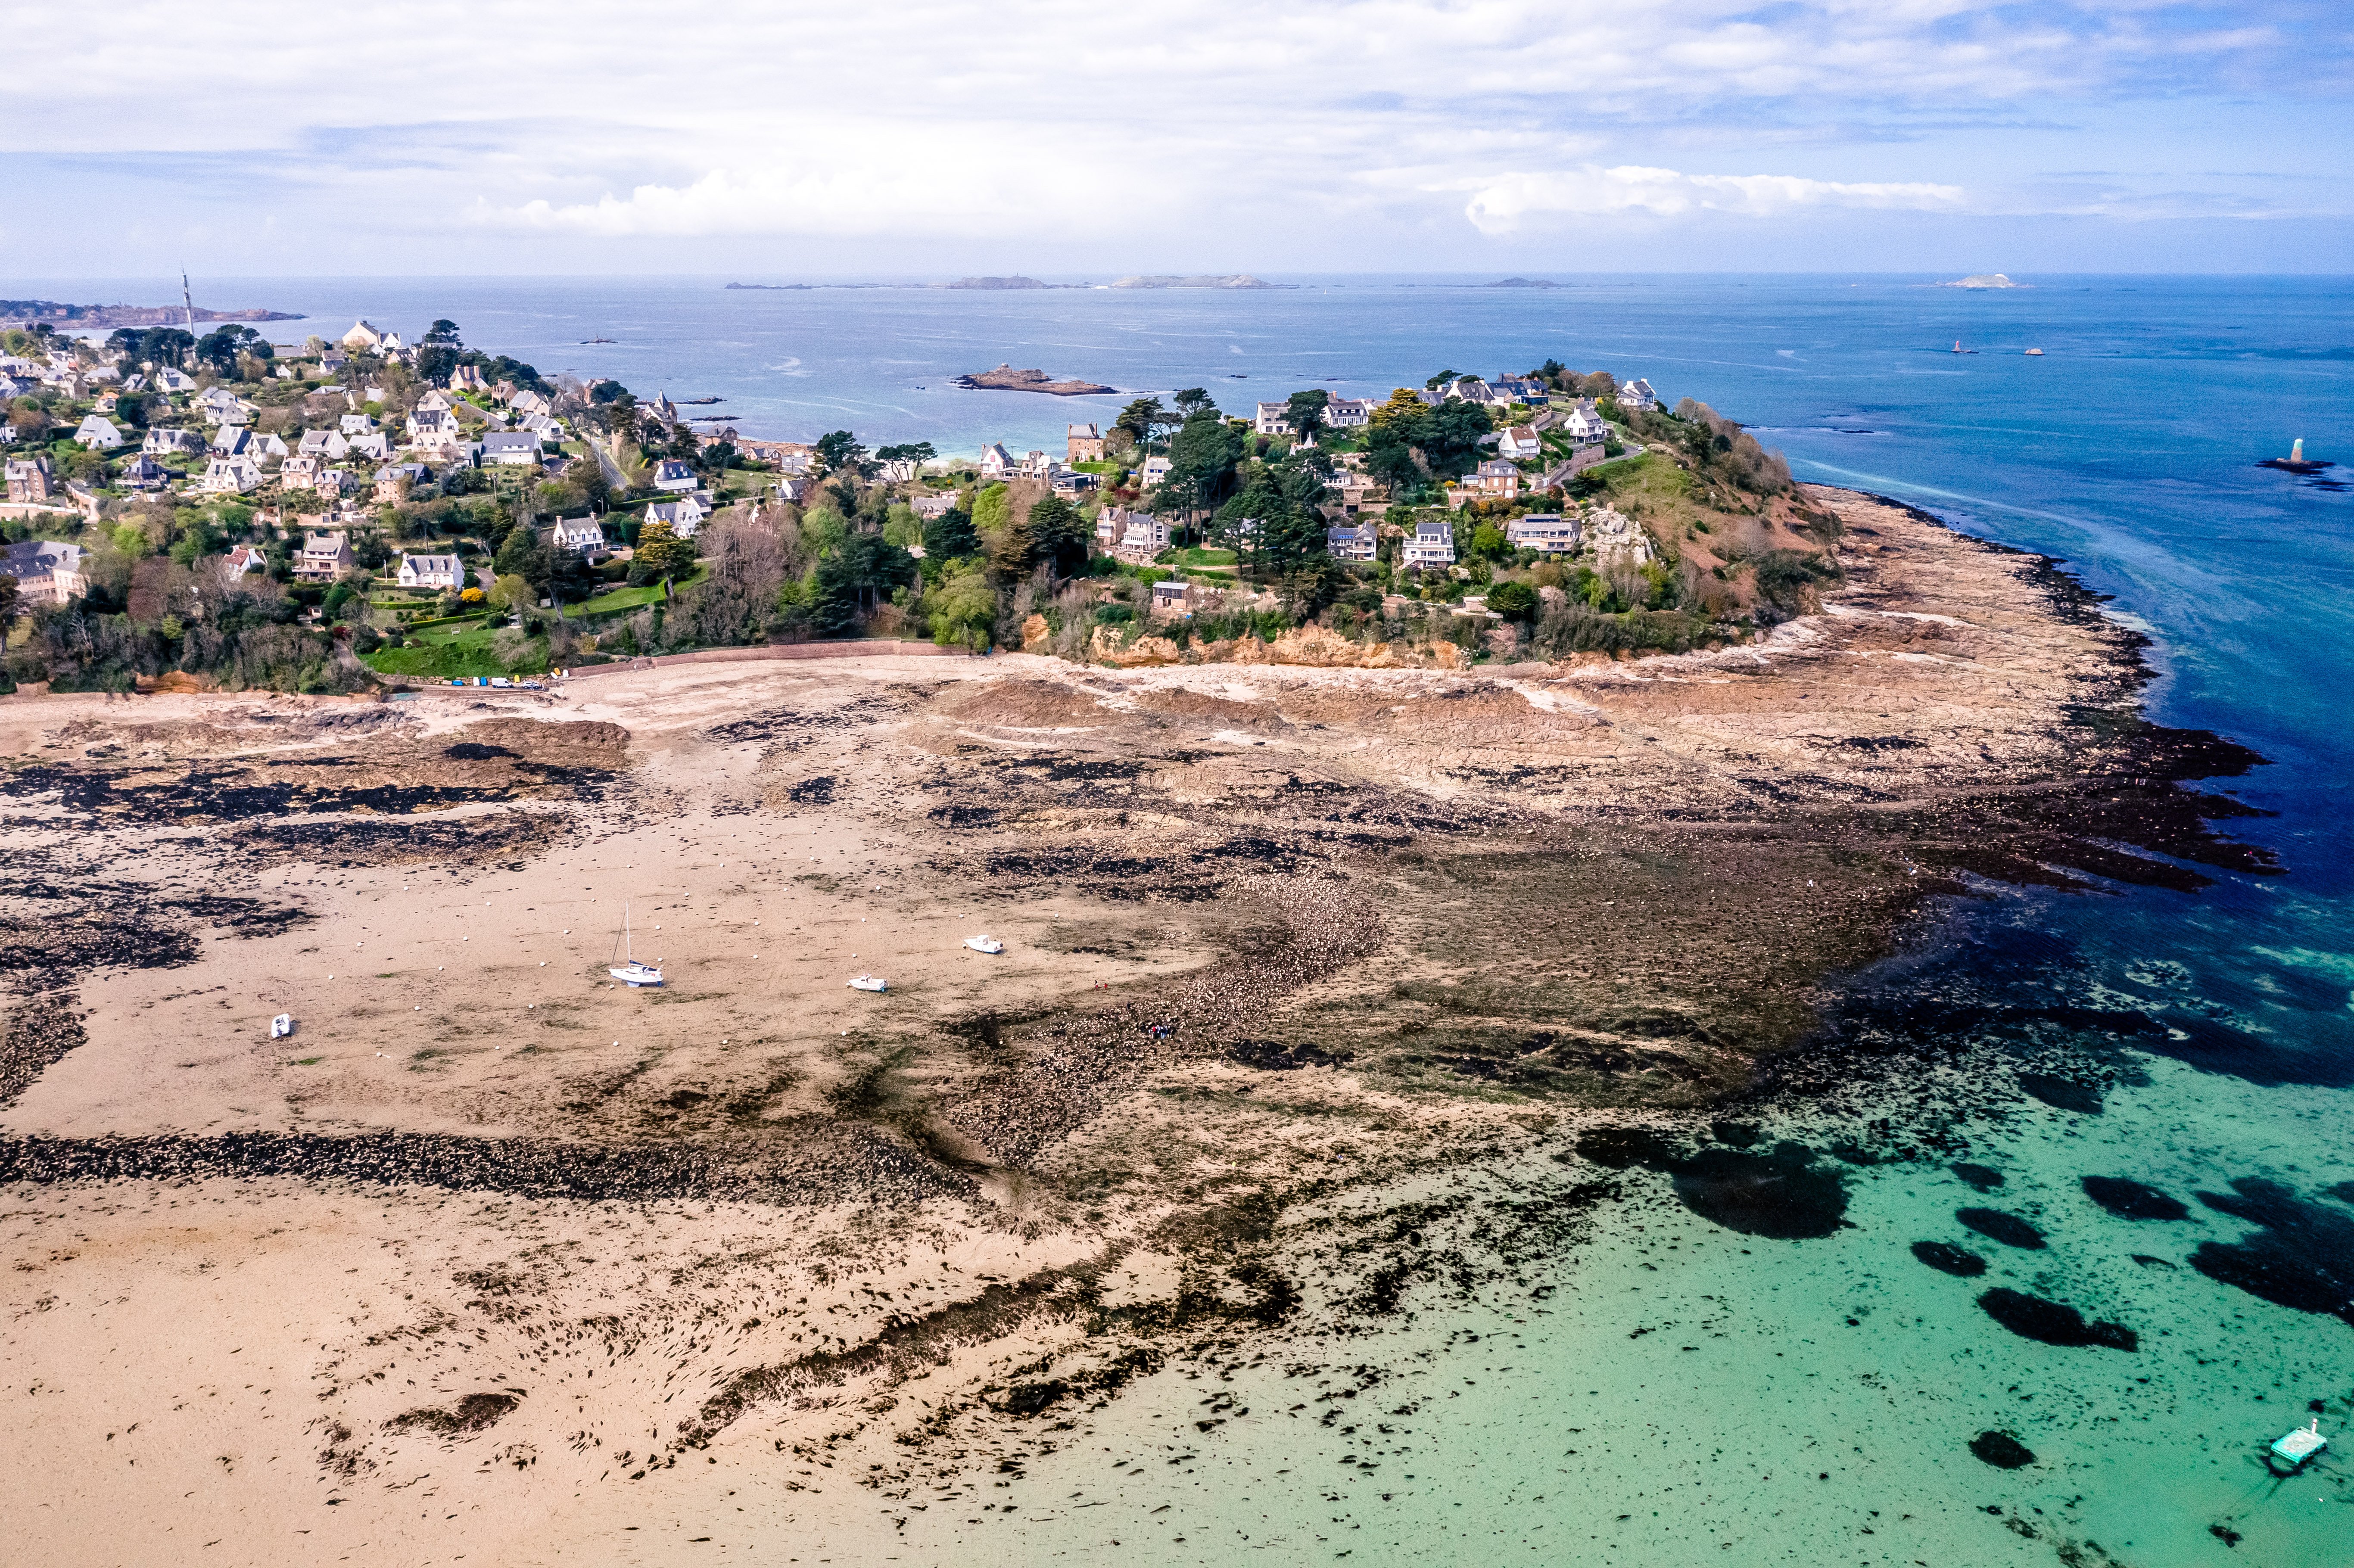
[{"x1": 0, "y1": 310, "x2": 1830, "y2": 690}]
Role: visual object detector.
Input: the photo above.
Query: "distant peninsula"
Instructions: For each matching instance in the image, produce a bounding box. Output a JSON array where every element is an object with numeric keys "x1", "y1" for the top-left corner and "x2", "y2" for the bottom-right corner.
[
  {"x1": 953, "y1": 363, "x2": 1115, "y2": 395},
  {"x1": 725, "y1": 282, "x2": 813, "y2": 291},
  {"x1": 1110, "y1": 274, "x2": 1292, "y2": 289},
  {"x1": 1487, "y1": 277, "x2": 1562, "y2": 289},
  {"x1": 1940, "y1": 273, "x2": 2027, "y2": 289},
  {"x1": 0, "y1": 299, "x2": 302, "y2": 327}
]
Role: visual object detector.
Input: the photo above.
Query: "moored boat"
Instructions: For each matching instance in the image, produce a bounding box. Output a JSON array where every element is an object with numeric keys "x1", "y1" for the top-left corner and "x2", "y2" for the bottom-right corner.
[
  {"x1": 2270, "y1": 1418, "x2": 2327, "y2": 1474},
  {"x1": 963, "y1": 935, "x2": 1004, "y2": 954},
  {"x1": 849, "y1": 974, "x2": 888, "y2": 992},
  {"x1": 609, "y1": 902, "x2": 664, "y2": 987}
]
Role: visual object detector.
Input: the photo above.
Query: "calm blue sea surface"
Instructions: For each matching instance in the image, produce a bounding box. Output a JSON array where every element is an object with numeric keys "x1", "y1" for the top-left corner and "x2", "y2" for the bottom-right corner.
[{"x1": 30, "y1": 272, "x2": 2353, "y2": 1561}]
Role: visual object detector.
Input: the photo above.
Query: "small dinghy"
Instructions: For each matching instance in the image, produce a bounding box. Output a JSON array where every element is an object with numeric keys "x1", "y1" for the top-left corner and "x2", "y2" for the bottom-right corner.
[
  {"x1": 963, "y1": 935, "x2": 1004, "y2": 954},
  {"x1": 848, "y1": 974, "x2": 888, "y2": 992},
  {"x1": 2270, "y1": 1418, "x2": 2328, "y2": 1474},
  {"x1": 270, "y1": 1013, "x2": 294, "y2": 1039},
  {"x1": 609, "y1": 902, "x2": 664, "y2": 987}
]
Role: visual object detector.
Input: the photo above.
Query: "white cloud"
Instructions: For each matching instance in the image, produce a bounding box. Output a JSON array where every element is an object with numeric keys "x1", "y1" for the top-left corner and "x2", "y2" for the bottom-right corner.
[{"x1": 1463, "y1": 165, "x2": 1969, "y2": 232}]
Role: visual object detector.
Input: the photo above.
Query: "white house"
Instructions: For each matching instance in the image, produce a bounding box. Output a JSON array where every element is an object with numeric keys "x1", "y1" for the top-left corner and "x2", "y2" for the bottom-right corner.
[
  {"x1": 156, "y1": 367, "x2": 197, "y2": 393},
  {"x1": 1616, "y1": 378, "x2": 1659, "y2": 412},
  {"x1": 644, "y1": 496, "x2": 707, "y2": 539},
  {"x1": 416, "y1": 390, "x2": 453, "y2": 414},
  {"x1": 1498, "y1": 425, "x2": 1543, "y2": 460},
  {"x1": 74, "y1": 414, "x2": 124, "y2": 449},
  {"x1": 199, "y1": 454, "x2": 263, "y2": 494},
  {"x1": 224, "y1": 544, "x2": 268, "y2": 575},
  {"x1": 1506, "y1": 513, "x2": 1582, "y2": 553},
  {"x1": 211, "y1": 426, "x2": 286, "y2": 460},
  {"x1": 1401, "y1": 518, "x2": 1456, "y2": 569},
  {"x1": 510, "y1": 389, "x2": 552, "y2": 417},
  {"x1": 1326, "y1": 520, "x2": 1377, "y2": 561},
  {"x1": 280, "y1": 455, "x2": 321, "y2": 489},
  {"x1": 339, "y1": 413, "x2": 376, "y2": 436},
  {"x1": 651, "y1": 458, "x2": 697, "y2": 493},
  {"x1": 1016, "y1": 449, "x2": 1062, "y2": 480},
  {"x1": 143, "y1": 426, "x2": 206, "y2": 456},
  {"x1": 1326, "y1": 398, "x2": 1373, "y2": 429},
  {"x1": 396, "y1": 552, "x2": 464, "y2": 590},
  {"x1": 1559, "y1": 399, "x2": 1611, "y2": 443},
  {"x1": 480, "y1": 431, "x2": 542, "y2": 467},
  {"x1": 348, "y1": 430, "x2": 392, "y2": 461},
  {"x1": 977, "y1": 443, "x2": 1014, "y2": 479},
  {"x1": 298, "y1": 428, "x2": 350, "y2": 460},
  {"x1": 550, "y1": 515, "x2": 607, "y2": 557},
  {"x1": 1139, "y1": 454, "x2": 1173, "y2": 488},
  {"x1": 407, "y1": 409, "x2": 464, "y2": 451},
  {"x1": 340, "y1": 320, "x2": 384, "y2": 350},
  {"x1": 1254, "y1": 402, "x2": 1292, "y2": 436},
  {"x1": 773, "y1": 476, "x2": 814, "y2": 504}
]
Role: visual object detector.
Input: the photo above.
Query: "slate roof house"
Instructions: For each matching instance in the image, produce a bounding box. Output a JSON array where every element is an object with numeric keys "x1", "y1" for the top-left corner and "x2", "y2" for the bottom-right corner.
[
  {"x1": 293, "y1": 530, "x2": 353, "y2": 581},
  {"x1": 396, "y1": 553, "x2": 464, "y2": 590},
  {"x1": 1066, "y1": 423, "x2": 1104, "y2": 463},
  {"x1": 0, "y1": 540, "x2": 86, "y2": 605},
  {"x1": 550, "y1": 516, "x2": 608, "y2": 558},
  {"x1": 1401, "y1": 518, "x2": 1456, "y2": 569},
  {"x1": 651, "y1": 459, "x2": 697, "y2": 493}
]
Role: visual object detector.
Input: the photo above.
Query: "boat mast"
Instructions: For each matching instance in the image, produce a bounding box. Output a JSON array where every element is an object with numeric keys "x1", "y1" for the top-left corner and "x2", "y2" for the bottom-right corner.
[{"x1": 181, "y1": 269, "x2": 195, "y2": 336}]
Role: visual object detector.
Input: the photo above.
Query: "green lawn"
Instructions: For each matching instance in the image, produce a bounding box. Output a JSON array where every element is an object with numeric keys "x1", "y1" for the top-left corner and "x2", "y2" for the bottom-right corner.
[
  {"x1": 573, "y1": 566, "x2": 705, "y2": 619},
  {"x1": 363, "y1": 624, "x2": 548, "y2": 680},
  {"x1": 1167, "y1": 546, "x2": 1238, "y2": 568}
]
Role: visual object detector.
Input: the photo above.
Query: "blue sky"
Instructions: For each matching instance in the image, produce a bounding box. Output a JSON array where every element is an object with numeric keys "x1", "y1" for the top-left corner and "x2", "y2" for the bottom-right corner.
[{"x1": 5, "y1": 0, "x2": 2350, "y2": 279}]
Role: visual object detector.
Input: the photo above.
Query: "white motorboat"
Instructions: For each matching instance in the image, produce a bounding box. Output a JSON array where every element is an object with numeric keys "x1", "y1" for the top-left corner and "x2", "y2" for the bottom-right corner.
[
  {"x1": 2270, "y1": 1418, "x2": 2328, "y2": 1474},
  {"x1": 848, "y1": 975, "x2": 888, "y2": 992},
  {"x1": 270, "y1": 1013, "x2": 294, "y2": 1039},
  {"x1": 609, "y1": 902, "x2": 664, "y2": 987},
  {"x1": 962, "y1": 935, "x2": 1004, "y2": 955}
]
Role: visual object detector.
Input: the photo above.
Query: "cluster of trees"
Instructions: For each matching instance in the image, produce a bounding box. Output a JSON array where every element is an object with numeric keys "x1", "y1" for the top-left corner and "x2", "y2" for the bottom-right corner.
[{"x1": 1363, "y1": 390, "x2": 1493, "y2": 492}]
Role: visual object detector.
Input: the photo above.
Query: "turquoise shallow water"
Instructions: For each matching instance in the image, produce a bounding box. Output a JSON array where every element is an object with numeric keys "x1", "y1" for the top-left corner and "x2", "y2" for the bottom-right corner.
[{"x1": 28, "y1": 271, "x2": 2351, "y2": 1561}]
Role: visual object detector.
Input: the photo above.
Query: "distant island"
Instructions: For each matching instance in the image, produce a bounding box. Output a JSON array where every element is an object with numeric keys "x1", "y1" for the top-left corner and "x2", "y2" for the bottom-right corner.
[
  {"x1": 1487, "y1": 277, "x2": 1562, "y2": 289},
  {"x1": 943, "y1": 276, "x2": 1059, "y2": 290},
  {"x1": 0, "y1": 299, "x2": 302, "y2": 327},
  {"x1": 953, "y1": 363, "x2": 1115, "y2": 395},
  {"x1": 1110, "y1": 274, "x2": 1292, "y2": 290},
  {"x1": 725, "y1": 283, "x2": 813, "y2": 291},
  {"x1": 1940, "y1": 273, "x2": 2026, "y2": 289}
]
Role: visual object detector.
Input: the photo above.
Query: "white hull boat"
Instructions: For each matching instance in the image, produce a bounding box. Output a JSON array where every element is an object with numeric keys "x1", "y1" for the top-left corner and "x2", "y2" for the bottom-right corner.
[
  {"x1": 849, "y1": 975, "x2": 888, "y2": 992},
  {"x1": 610, "y1": 902, "x2": 664, "y2": 987},
  {"x1": 962, "y1": 935, "x2": 1004, "y2": 955},
  {"x1": 270, "y1": 1013, "x2": 293, "y2": 1039}
]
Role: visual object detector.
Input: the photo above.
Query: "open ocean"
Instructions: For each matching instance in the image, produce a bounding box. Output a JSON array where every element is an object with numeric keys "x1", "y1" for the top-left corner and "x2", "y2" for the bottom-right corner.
[{"x1": 31, "y1": 271, "x2": 2354, "y2": 1562}]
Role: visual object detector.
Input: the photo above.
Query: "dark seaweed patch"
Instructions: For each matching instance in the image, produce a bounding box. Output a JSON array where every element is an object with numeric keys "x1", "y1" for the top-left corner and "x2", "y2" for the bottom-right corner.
[
  {"x1": 1952, "y1": 1162, "x2": 2005, "y2": 1192},
  {"x1": 1977, "y1": 1288, "x2": 2137, "y2": 1350},
  {"x1": 442, "y1": 742, "x2": 516, "y2": 761},
  {"x1": 1573, "y1": 1130, "x2": 1849, "y2": 1238},
  {"x1": 787, "y1": 776, "x2": 836, "y2": 805},
  {"x1": 1958, "y1": 1207, "x2": 2046, "y2": 1250},
  {"x1": 1969, "y1": 1430, "x2": 2036, "y2": 1468},
  {"x1": 1226, "y1": 1038, "x2": 1346, "y2": 1071},
  {"x1": 2189, "y1": 1178, "x2": 2354, "y2": 1327},
  {"x1": 2082, "y1": 1176, "x2": 2190, "y2": 1222},
  {"x1": 385, "y1": 1391, "x2": 518, "y2": 1437},
  {"x1": 2018, "y1": 1072, "x2": 2103, "y2": 1114},
  {"x1": 1912, "y1": 1241, "x2": 1988, "y2": 1277}
]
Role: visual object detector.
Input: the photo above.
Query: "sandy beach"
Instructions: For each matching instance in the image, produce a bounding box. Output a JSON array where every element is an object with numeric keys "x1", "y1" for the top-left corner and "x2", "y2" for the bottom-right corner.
[{"x1": 0, "y1": 490, "x2": 2272, "y2": 1564}]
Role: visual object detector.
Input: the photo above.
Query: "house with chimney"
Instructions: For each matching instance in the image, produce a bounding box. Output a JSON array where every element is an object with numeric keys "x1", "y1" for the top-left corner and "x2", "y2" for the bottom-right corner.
[
  {"x1": 1066, "y1": 423, "x2": 1104, "y2": 463},
  {"x1": 0, "y1": 540, "x2": 86, "y2": 605},
  {"x1": 396, "y1": 552, "x2": 464, "y2": 591},
  {"x1": 293, "y1": 530, "x2": 353, "y2": 581}
]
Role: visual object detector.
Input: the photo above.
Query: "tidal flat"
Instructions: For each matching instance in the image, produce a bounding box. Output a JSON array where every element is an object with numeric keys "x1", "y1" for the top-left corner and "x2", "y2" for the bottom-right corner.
[{"x1": 1, "y1": 488, "x2": 2334, "y2": 1566}]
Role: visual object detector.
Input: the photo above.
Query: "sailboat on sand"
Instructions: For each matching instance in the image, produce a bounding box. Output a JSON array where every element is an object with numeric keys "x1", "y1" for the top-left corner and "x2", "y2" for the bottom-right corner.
[{"x1": 610, "y1": 903, "x2": 664, "y2": 987}]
